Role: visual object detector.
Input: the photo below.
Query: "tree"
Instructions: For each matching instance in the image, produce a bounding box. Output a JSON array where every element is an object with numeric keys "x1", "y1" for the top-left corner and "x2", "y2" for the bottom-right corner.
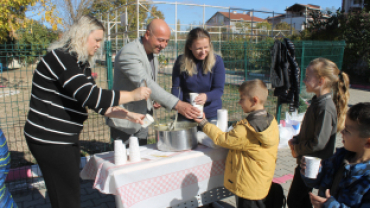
[
  {"x1": 51, "y1": 0, "x2": 95, "y2": 26},
  {"x1": 88, "y1": 0, "x2": 164, "y2": 37},
  {"x1": 0, "y1": 0, "x2": 61, "y2": 43},
  {"x1": 365, "y1": 0, "x2": 370, "y2": 12},
  {"x1": 15, "y1": 20, "x2": 59, "y2": 63}
]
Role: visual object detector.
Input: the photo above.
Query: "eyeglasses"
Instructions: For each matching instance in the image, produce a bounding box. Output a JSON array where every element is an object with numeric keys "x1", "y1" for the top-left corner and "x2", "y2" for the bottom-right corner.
[{"x1": 150, "y1": 31, "x2": 170, "y2": 44}]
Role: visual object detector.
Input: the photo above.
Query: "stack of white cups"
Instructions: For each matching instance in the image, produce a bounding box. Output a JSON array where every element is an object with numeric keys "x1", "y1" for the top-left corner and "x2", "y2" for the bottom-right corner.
[
  {"x1": 114, "y1": 140, "x2": 127, "y2": 165},
  {"x1": 217, "y1": 109, "x2": 228, "y2": 132},
  {"x1": 129, "y1": 136, "x2": 141, "y2": 162}
]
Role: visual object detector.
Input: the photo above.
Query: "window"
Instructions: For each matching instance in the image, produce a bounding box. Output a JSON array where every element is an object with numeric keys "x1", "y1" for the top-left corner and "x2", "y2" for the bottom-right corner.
[{"x1": 353, "y1": 0, "x2": 362, "y2": 5}]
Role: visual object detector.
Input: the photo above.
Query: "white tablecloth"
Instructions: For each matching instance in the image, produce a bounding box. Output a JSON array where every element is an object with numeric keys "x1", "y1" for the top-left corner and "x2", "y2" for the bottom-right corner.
[{"x1": 80, "y1": 144, "x2": 228, "y2": 208}]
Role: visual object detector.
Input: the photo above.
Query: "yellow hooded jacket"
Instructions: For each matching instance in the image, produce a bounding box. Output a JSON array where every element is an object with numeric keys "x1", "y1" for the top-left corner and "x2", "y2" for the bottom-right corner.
[{"x1": 202, "y1": 118, "x2": 279, "y2": 200}]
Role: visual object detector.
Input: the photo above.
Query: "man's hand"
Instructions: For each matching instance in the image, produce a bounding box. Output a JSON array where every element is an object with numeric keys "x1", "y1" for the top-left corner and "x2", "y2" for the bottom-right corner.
[
  {"x1": 309, "y1": 190, "x2": 331, "y2": 208},
  {"x1": 153, "y1": 102, "x2": 161, "y2": 109},
  {"x1": 132, "y1": 87, "x2": 151, "y2": 101},
  {"x1": 174, "y1": 100, "x2": 200, "y2": 119},
  {"x1": 194, "y1": 93, "x2": 207, "y2": 106}
]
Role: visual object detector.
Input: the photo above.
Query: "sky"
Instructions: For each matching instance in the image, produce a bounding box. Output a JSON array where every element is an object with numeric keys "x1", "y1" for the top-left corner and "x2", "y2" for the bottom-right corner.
[
  {"x1": 152, "y1": 0, "x2": 342, "y2": 30},
  {"x1": 26, "y1": 0, "x2": 342, "y2": 29}
]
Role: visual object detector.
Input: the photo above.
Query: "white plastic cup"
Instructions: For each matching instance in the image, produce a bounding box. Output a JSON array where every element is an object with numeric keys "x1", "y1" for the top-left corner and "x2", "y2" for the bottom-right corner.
[
  {"x1": 195, "y1": 105, "x2": 204, "y2": 119},
  {"x1": 304, "y1": 156, "x2": 321, "y2": 179},
  {"x1": 189, "y1": 93, "x2": 199, "y2": 106},
  {"x1": 114, "y1": 140, "x2": 124, "y2": 155},
  {"x1": 114, "y1": 140, "x2": 127, "y2": 165},
  {"x1": 141, "y1": 114, "x2": 154, "y2": 128},
  {"x1": 129, "y1": 137, "x2": 141, "y2": 162},
  {"x1": 115, "y1": 155, "x2": 127, "y2": 165}
]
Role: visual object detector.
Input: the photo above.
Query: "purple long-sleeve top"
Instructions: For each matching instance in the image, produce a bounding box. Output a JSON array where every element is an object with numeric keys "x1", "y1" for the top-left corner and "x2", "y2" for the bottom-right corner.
[{"x1": 171, "y1": 55, "x2": 226, "y2": 119}]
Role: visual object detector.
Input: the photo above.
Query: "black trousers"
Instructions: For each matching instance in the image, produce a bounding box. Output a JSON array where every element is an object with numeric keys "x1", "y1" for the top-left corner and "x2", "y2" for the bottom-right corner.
[
  {"x1": 237, "y1": 196, "x2": 266, "y2": 208},
  {"x1": 26, "y1": 137, "x2": 81, "y2": 208},
  {"x1": 110, "y1": 127, "x2": 148, "y2": 147},
  {"x1": 287, "y1": 166, "x2": 313, "y2": 208}
]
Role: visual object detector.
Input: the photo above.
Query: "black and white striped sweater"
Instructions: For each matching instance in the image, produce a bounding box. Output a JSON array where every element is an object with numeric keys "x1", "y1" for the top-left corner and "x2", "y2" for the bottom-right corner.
[{"x1": 24, "y1": 49, "x2": 120, "y2": 144}]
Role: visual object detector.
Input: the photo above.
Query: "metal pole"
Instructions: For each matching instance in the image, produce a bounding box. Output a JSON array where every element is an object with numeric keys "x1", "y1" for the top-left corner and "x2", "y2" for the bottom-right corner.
[
  {"x1": 228, "y1": 8, "x2": 230, "y2": 41},
  {"x1": 203, "y1": 4, "x2": 205, "y2": 28},
  {"x1": 137, "y1": 0, "x2": 140, "y2": 38},
  {"x1": 175, "y1": 2, "x2": 178, "y2": 56},
  {"x1": 125, "y1": 2, "x2": 128, "y2": 43},
  {"x1": 108, "y1": 12, "x2": 110, "y2": 41},
  {"x1": 271, "y1": 11, "x2": 274, "y2": 38},
  {"x1": 115, "y1": 10, "x2": 118, "y2": 53}
]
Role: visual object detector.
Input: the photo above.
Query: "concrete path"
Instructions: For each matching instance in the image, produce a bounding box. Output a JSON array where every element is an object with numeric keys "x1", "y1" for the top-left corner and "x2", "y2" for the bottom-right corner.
[{"x1": 11, "y1": 88, "x2": 370, "y2": 208}]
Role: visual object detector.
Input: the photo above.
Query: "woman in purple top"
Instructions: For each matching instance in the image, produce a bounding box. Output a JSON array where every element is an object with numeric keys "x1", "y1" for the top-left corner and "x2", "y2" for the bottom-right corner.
[{"x1": 172, "y1": 28, "x2": 225, "y2": 121}]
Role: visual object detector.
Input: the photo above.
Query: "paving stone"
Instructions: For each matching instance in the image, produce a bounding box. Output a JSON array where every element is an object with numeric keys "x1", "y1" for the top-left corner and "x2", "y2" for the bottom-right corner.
[
  {"x1": 23, "y1": 198, "x2": 47, "y2": 208},
  {"x1": 107, "y1": 201, "x2": 117, "y2": 208},
  {"x1": 81, "y1": 200, "x2": 95, "y2": 208}
]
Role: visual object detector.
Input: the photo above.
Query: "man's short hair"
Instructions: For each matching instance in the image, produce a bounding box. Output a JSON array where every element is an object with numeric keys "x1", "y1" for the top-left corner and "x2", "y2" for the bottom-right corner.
[
  {"x1": 347, "y1": 102, "x2": 370, "y2": 138},
  {"x1": 238, "y1": 79, "x2": 268, "y2": 104}
]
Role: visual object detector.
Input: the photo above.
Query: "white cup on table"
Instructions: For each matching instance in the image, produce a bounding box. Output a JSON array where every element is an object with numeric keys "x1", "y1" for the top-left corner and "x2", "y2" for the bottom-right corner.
[
  {"x1": 114, "y1": 140, "x2": 127, "y2": 165},
  {"x1": 129, "y1": 136, "x2": 141, "y2": 162},
  {"x1": 304, "y1": 156, "x2": 321, "y2": 179}
]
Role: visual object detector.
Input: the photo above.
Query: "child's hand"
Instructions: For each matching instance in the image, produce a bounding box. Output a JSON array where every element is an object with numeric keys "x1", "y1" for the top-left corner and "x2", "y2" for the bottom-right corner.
[
  {"x1": 300, "y1": 156, "x2": 306, "y2": 175},
  {"x1": 288, "y1": 139, "x2": 298, "y2": 158},
  {"x1": 193, "y1": 113, "x2": 206, "y2": 123},
  {"x1": 309, "y1": 189, "x2": 331, "y2": 208}
]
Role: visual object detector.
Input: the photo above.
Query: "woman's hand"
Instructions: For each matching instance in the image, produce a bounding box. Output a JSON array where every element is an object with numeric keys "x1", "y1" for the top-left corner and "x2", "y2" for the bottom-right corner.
[
  {"x1": 125, "y1": 112, "x2": 145, "y2": 125},
  {"x1": 194, "y1": 93, "x2": 207, "y2": 105},
  {"x1": 309, "y1": 190, "x2": 331, "y2": 208},
  {"x1": 132, "y1": 87, "x2": 151, "y2": 101},
  {"x1": 104, "y1": 107, "x2": 145, "y2": 125}
]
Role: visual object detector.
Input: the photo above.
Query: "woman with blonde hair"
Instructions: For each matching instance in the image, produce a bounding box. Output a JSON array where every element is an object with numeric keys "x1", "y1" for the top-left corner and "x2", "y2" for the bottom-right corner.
[
  {"x1": 24, "y1": 15, "x2": 151, "y2": 208},
  {"x1": 287, "y1": 57, "x2": 350, "y2": 208},
  {"x1": 171, "y1": 27, "x2": 225, "y2": 121}
]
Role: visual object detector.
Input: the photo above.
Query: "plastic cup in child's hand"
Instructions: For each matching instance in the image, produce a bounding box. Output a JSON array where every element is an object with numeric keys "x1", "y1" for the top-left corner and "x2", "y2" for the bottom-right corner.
[{"x1": 304, "y1": 156, "x2": 321, "y2": 179}]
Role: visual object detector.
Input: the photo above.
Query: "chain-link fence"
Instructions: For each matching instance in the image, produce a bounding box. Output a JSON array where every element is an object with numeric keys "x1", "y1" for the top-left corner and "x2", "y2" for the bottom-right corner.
[{"x1": 0, "y1": 39, "x2": 345, "y2": 192}]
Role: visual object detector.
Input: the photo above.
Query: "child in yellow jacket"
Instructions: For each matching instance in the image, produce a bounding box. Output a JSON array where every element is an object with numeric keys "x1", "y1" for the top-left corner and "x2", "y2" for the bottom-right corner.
[{"x1": 194, "y1": 79, "x2": 279, "y2": 208}]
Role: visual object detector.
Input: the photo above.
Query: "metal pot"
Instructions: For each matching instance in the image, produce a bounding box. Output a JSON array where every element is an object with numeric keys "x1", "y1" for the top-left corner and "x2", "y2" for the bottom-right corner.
[{"x1": 154, "y1": 121, "x2": 198, "y2": 152}]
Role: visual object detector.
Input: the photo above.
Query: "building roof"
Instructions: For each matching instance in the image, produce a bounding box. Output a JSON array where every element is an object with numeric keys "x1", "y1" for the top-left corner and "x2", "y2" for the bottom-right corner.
[
  {"x1": 286, "y1": 3, "x2": 321, "y2": 11},
  {"x1": 266, "y1": 14, "x2": 286, "y2": 19},
  {"x1": 217, "y1": 12, "x2": 265, "y2": 22}
]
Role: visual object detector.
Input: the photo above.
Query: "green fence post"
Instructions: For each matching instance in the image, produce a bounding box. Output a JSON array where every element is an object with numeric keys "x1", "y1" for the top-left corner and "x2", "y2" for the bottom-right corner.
[
  {"x1": 338, "y1": 40, "x2": 346, "y2": 70},
  {"x1": 276, "y1": 98, "x2": 282, "y2": 125},
  {"x1": 106, "y1": 41, "x2": 113, "y2": 90},
  {"x1": 244, "y1": 41, "x2": 248, "y2": 81},
  {"x1": 300, "y1": 41, "x2": 306, "y2": 92},
  {"x1": 105, "y1": 40, "x2": 114, "y2": 150}
]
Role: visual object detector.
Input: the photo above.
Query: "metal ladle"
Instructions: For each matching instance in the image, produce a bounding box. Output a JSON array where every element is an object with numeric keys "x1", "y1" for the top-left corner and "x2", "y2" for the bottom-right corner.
[
  {"x1": 140, "y1": 78, "x2": 156, "y2": 124},
  {"x1": 168, "y1": 87, "x2": 181, "y2": 131}
]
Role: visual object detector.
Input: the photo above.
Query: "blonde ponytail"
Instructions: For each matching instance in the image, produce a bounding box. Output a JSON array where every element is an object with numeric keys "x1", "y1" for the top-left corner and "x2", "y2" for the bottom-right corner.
[
  {"x1": 309, "y1": 58, "x2": 350, "y2": 132},
  {"x1": 333, "y1": 72, "x2": 350, "y2": 132}
]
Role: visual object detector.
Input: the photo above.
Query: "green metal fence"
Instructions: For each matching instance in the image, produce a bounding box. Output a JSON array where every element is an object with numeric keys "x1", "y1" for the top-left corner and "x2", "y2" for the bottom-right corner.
[{"x1": 0, "y1": 39, "x2": 345, "y2": 191}]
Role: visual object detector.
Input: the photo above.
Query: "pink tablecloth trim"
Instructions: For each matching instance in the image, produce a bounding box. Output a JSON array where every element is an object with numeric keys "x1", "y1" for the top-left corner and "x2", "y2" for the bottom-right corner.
[
  {"x1": 272, "y1": 174, "x2": 294, "y2": 184},
  {"x1": 117, "y1": 159, "x2": 225, "y2": 208}
]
